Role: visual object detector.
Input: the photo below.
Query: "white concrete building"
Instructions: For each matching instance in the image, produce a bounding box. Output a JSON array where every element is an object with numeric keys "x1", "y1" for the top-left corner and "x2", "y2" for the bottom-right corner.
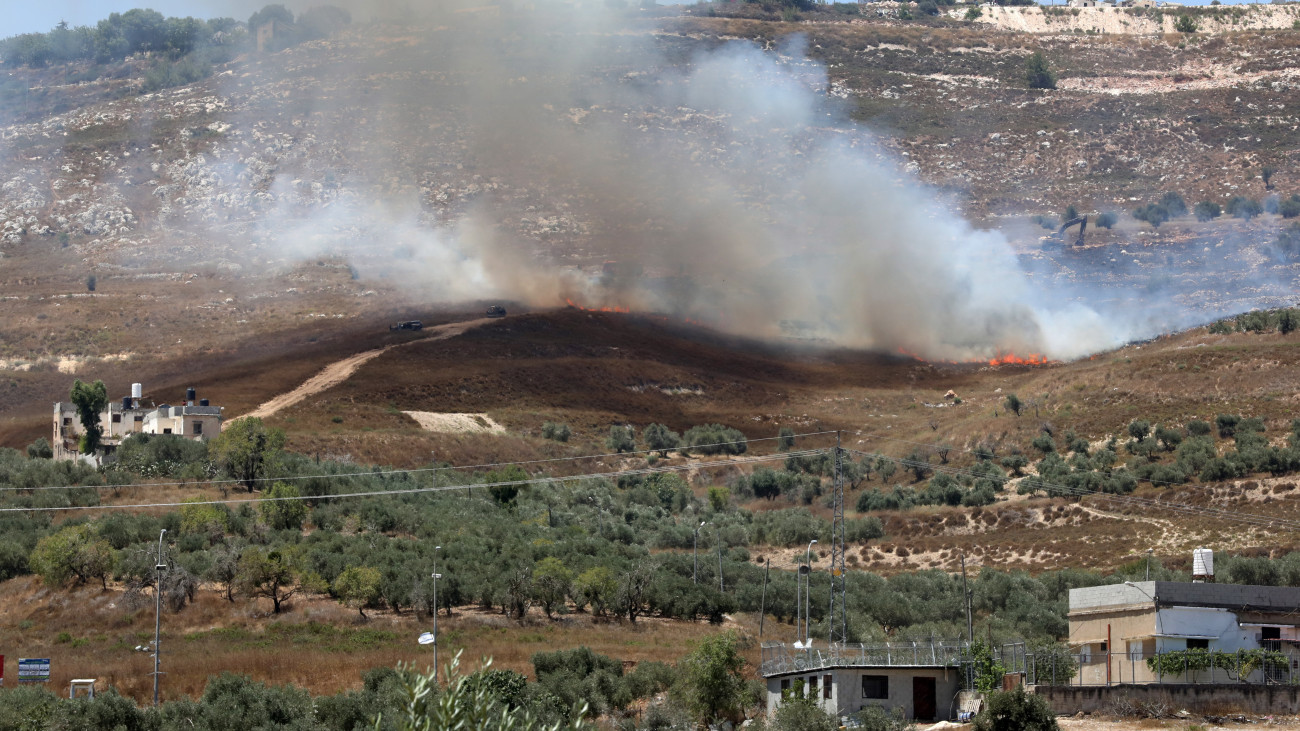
[
  {"x1": 54, "y1": 384, "x2": 223, "y2": 464},
  {"x1": 1068, "y1": 580, "x2": 1300, "y2": 684},
  {"x1": 761, "y1": 641, "x2": 965, "y2": 721}
]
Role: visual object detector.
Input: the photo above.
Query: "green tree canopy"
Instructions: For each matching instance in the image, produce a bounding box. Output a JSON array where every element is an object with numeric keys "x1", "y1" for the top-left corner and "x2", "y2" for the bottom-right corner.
[
  {"x1": 30, "y1": 524, "x2": 116, "y2": 588},
  {"x1": 260, "y1": 481, "x2": 307, "y2": 530},
  {"x1": 1024, "y1": 52, "x2": 1056, "y2": 90},
  {"x1": 334, "y1": 565, "x2": 382, "y2": 618},
  {"x1": 209, "y1": 417, "x2": 285, "y2": 492},
  {"x1": 675, "y1": 630, "x2": 749, "y2": 725},
  {"x1": 70, "y1": 379, "x2": 108, "y2": 454}
]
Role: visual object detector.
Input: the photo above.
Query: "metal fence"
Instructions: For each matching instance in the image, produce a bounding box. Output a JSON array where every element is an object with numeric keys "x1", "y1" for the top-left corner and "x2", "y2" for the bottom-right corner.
[
  {"x1": 1028, "y1": 649, "x2": 1298, "y2": 687},
  {"x1": 760, "y1": 640, "x2": 970, "y2": 676},
  {"x1": 761, "y1": 641, "x2": 1298, "y2": 689}
]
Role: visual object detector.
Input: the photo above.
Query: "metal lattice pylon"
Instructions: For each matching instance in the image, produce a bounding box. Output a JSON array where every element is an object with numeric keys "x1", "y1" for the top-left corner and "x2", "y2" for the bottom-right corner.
[{"x1": 828, "y1": 432, "x2": 848, "y2": 645}]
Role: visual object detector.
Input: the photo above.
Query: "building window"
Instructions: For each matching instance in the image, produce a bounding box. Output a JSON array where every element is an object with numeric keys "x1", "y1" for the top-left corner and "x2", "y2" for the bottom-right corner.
[
  {"x1": 809, "y1": 676, "x2": 818, "y2": 698},
  {"x1": 163, "y1": 428, "x2": 172, "y2": 435},
  {"x1": 63, "y1": 418, "x2": 71, "y2": 426},
  {"x1": 1099, "y1": 642, "x2": 1108, "y2": 653},
  {"x1": 781, "y1": 679, "x2": 790, "y2": 693},
  {"x1": 862, "y1": 675, "x2": 888, "y2": 699},
  {"x1": 111, "y1": 413, "x2": 121, "y2": 423},
  {"x1": 823, "y1": 674, "x2": 833, "y2": 699},
  {"x1": 1186, "y1": 639, "x2": 1209, "y2": 650},
  {"x1": 193, "y1": 421, "x2": 203, "y2": 435},
  {"x1": 134, "y1": 415, "x2": 143, "y2": 422}
]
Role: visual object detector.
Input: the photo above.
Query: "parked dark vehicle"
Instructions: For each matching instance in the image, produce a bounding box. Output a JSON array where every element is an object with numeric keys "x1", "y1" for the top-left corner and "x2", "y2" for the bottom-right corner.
[
  {"x1": 486, "y1": 305, "x2": 507, "y2": 318},
  {"x1": 390, "y1": 320, "x2": 423, "y2": 331}
]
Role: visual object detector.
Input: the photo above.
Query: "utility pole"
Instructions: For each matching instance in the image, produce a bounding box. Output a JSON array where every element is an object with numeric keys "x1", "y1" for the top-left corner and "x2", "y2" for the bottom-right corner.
[
  {"x1": 828, "y1": 432, "x2": 847, "y2": 646},
  {"x1": 432, "y1": 546, "x2": 442, "y2": 684},
  {"x1": 961, "y1": 552, "x2": 974, "y2": 691},
  {"x1": 1145, "y1": 548, "x2": 1153, "y2": 581},
  {"x1": 805, "y1": 538, "x2": 817, "y2": 645},
  {"x1": 759, "y1": 558, "x2": 770, "y2": 638},
  {"x1": 693, "y1": 521, "x2": 705, "y2": 584},
  {"x1": 153, "y1": 529, "x2": 167, "y2": 706},
  {"x1": 717, "y1": 527, "x2": 724, "y2": 593},
  {"x1": 961, "y1": 552, "x2": 973, "y2": 643}
]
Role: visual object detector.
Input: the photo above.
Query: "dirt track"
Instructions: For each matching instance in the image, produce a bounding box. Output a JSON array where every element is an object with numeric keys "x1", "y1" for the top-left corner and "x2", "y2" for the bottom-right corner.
[{"x1": 236, "y1": 318, "x2": 493, "y2": 420}]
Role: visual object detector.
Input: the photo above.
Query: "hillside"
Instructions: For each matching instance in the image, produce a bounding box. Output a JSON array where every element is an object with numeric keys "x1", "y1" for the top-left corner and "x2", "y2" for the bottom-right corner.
[{"x1": 6, "y1": 2, "x2": 1300, "y2": 718}]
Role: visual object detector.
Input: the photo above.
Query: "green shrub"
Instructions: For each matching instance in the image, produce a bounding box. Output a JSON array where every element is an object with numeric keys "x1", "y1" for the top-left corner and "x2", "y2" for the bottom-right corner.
[
  {"x1": 682, "y1": 424, "x2": 747, "y2": 455},
  {"x1": 1094, "y1": 211, "x2": 1118, "y2": 229},
  {"x1": 607, "y1": 425, "x2": 636, "y2": 453},
  {"x1": 1226, "y1": 195, "x2": 1262, "y2": 220},
  {"x1": 1024, "y1": 52, "x2": 1056, "y2": 90},
  {"x1": 541, "y1": 421, "x2": 572, "y2": 442},
  {"x1": 973, "y1": 686, "x2": 1059, "y2": 731},
  {"x1": 1194, "y1": 200, "x2": 1222, "y2": 221}
]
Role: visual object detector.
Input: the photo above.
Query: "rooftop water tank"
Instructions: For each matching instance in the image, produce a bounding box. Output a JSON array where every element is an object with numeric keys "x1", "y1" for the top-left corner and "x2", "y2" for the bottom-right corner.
[
  {"x1": 131, "y1": 383, "x2": 143, "y2": 399},
  {"x1": 1192, "y1": 548, "x2": 1214, "y2": 582}
]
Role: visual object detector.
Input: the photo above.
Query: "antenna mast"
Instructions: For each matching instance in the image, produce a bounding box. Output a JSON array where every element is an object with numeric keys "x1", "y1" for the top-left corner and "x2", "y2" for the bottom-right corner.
[{"x1": 828, "y1": 431, "x2": 848, "y2": 645}]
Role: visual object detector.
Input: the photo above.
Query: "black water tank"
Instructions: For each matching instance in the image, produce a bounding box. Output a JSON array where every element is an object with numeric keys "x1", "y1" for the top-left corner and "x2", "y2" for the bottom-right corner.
[
  {"x1": 186, "y1": 387, "x2": 196, "y2": 403},
  {"x1": 122, "y1": 396, "x2": 131, "y2": 409},
  {"x1": 199, "y1": 399, "x2": 209, "y2": 407}
]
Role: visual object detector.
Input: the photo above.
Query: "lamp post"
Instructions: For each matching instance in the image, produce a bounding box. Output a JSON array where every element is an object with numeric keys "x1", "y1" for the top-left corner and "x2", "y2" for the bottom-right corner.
[
  {"x1": 432, "y1": 546, "x2": 442, "y2": 684},
  {"x1": 153, "y1": 529, "x2": 167, "y2": 706},
  {"x1": 693, "y1": 521, "x2": 706, "y2": 584},
  {"x1": 1145, "y1": 549, "x2": 1153, "y2": 581},
  {"x1": 805, "y1": 539, "x2": 817, "y2": 645}
]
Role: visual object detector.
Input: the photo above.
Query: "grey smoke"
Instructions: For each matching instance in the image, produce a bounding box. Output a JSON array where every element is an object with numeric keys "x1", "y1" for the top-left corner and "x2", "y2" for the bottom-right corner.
[{"x1": 217, "y1": 4, "x2": 1276, "y2": 361}]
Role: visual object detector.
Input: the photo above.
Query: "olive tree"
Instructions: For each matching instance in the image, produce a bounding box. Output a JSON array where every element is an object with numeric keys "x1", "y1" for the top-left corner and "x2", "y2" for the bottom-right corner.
[{"x1": 208, "y1": 417, "x2": 285, "y2": 492}]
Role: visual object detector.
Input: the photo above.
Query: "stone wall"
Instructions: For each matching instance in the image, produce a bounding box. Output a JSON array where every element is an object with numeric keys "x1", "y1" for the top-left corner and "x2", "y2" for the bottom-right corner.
[{"x1": 1034, "y1": 684, "x2": 1300, "y2": 716}]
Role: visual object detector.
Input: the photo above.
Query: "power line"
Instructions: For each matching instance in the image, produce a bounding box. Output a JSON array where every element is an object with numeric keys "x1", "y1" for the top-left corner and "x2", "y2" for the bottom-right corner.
[
  {"x1": 0, "y1": 449, "x2": 830, "y2": 514},
  {"x1": 0, "y1": 430, "x2": 842, "y2": 493}
]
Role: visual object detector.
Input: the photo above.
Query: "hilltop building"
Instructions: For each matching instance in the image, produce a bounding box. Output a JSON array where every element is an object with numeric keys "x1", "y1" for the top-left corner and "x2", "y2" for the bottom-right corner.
[{"x1": 54, "y1": 384, "x2": 223, "y2": 465}]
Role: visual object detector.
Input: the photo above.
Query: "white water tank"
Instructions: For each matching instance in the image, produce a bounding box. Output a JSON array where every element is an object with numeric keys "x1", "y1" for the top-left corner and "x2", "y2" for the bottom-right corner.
[
  {"x1": 1192, "y1": 548, "x2": 1214, "y2": 581},
  {"x1": 131, "y1": 383, "x2": 142, "y2": 399}
]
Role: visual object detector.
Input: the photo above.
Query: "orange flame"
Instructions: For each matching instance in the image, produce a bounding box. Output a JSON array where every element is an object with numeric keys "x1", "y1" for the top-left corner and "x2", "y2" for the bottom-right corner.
[
  {"x1": 898, "y1": 347, "x2": 1053, "y2": 367},
  {"x1": 566, "y1": 298, "x2": 631, "y2": 314}
]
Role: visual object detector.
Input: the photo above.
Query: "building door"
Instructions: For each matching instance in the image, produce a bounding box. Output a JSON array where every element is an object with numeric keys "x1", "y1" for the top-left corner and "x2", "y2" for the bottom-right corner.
[{"x1": 912, "y1": 677, "x2": 936, "y2": 720}]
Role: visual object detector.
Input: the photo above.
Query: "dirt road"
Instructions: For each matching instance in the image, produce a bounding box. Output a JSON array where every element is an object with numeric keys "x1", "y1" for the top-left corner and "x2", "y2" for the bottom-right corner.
[{"x1": 235, "y1": 318, "x2": 492, "y2": 421}]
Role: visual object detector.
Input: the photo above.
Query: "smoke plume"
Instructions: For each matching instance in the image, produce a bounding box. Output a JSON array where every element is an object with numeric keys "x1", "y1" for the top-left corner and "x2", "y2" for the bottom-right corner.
[{"x1": 218, "y1": 2, "x2": 1250, "y2": 361}]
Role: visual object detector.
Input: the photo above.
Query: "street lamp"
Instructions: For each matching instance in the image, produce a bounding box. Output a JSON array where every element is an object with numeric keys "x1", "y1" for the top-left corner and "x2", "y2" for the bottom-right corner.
[
  {"x1": 804, "y1": 539, "x2": 818, "y2": 645},
  {"x1": 1124, "y1": 580, "x2": 1162, "y2": 638},
  {"x1": 153, "y1": 529, "x2": 167, "y2": 706},
  {"x1": 693, "y1": 521, "x2": 706, "y2": 585},
  {"x1": 432, "y1": 546, "x2": 442, "y2": 684}
]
